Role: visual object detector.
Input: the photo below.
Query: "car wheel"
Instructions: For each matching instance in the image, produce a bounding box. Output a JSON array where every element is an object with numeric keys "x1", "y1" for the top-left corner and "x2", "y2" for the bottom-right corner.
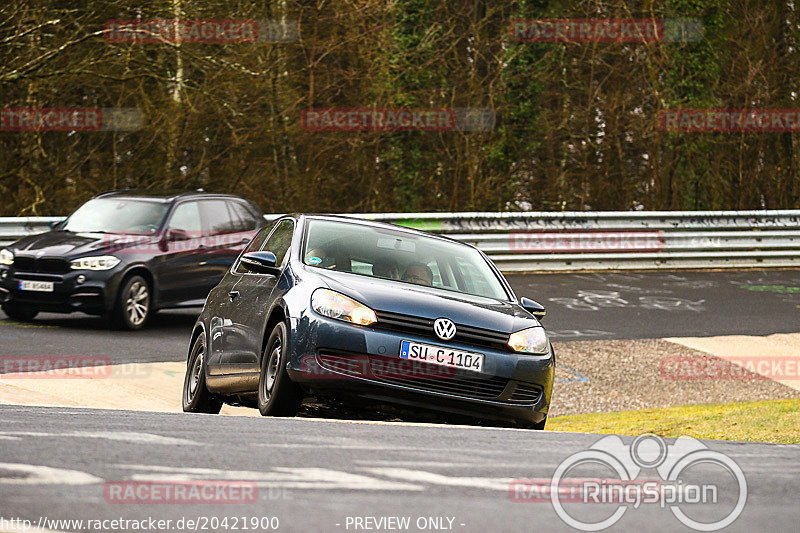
[
  {"x1": 182, "y1": 332, "x2": 223, "y2": 414},
  {"x1": 1, "y1": 303, "x2": 38, "y2": 322},
  {"x1": 258, "y1": 321, "x2": 301, "y2": 417},
  {"x1": 113, "y1": 275, "x2": 151, "y2": 330}
]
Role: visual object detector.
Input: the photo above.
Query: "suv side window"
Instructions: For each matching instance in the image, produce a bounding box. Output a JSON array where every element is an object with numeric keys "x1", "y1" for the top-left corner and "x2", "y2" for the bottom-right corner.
[
  {"x1": 227, "y1": 201, "x2": 260, "y2": 231},
  {"x1": 262, "y1": 219, "x2": 295, "y2": 267},
  {"x1": 167, "y1": 201, "x2": 202, "y2": 239},
  {"x1": 200, "y1": 200, "x2": 237, "y2": 235}
]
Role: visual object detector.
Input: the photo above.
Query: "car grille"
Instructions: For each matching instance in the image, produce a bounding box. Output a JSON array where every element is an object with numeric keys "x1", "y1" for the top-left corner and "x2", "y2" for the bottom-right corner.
[
  {"x1": 13, "y1": 256, "x2": 70, "y2": 274},
  {"x1": 508, "y1": 383, "x2": 543, "y2": 404},
  {"x1": 373, "y1": 310, "x2": 510, "y2": 351},
  {"x1": 317, "y1": 352, "x2": 510, "y2": 401}
]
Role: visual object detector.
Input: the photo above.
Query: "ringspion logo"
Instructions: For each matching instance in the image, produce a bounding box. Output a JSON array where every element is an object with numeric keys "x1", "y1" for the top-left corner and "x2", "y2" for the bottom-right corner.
[{"x1": 511, "y1": 434, "x2": 746, "y2": 531}]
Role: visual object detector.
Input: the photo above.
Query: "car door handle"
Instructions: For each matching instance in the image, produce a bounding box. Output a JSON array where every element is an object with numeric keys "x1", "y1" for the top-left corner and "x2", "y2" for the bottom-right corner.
[{"x1": 228, "y1": 290, "x2": 239, "y2": 300}]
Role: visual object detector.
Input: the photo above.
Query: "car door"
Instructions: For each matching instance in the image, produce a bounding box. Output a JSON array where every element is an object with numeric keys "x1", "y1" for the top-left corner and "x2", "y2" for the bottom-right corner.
[
  {"x1": 155, "y1": 200, "x2": 208, "y2": 306},
  {"x1": 206, "y1": 223, "x2": 273, "y2": 375},
  {"x1": 218, "y1": 218, "x2": 295, "y2": 377}
]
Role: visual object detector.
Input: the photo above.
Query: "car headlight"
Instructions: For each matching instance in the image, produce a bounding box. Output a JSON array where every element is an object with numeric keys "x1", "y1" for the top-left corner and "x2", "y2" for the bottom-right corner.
[
  {"x1": 70, "y1": 255, "x2": 121, "y2": 271},
  {"x1": 0, "y1": 249, "x2": 13, "y2": 265},
  {"x1": 507, "y1": 327, "x2": 550, "y2": 354},
  {"x1": 311, "y1": 288, "x2": 377, "y2": 326}
]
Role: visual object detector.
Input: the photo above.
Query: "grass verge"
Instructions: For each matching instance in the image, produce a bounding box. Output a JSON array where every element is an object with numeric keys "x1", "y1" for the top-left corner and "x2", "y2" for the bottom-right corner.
[{"x1": 548, "y1": 398, "x2": 800, "y2": 444}]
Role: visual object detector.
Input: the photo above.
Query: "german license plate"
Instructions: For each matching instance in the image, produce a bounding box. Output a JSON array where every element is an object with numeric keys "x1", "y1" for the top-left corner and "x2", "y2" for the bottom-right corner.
[
  {"x1": 400, "y1": 340, "x2": 484, "y2": 372},
  {"x1": 18, "y1": 280, "x2": 54, "y2": 292}
]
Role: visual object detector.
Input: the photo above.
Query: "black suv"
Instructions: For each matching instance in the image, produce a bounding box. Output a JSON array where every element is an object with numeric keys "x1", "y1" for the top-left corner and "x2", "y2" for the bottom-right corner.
[{"x1": 0, "y1": 191, "x2": 265, "y2": 329}]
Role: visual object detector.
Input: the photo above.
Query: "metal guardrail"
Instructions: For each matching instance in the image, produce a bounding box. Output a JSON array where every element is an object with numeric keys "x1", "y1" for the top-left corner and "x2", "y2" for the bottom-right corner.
[{"x1": 2, "y1": 211, "x2": 800, "y2": 271}]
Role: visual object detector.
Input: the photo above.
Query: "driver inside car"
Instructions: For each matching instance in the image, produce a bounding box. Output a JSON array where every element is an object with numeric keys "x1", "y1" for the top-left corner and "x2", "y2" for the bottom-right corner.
[{"x1": 402, "y1": 262, "x2": 434, "y2": 286}]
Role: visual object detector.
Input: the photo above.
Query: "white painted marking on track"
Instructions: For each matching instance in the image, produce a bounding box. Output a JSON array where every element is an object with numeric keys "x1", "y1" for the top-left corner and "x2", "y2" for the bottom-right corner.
[
  {"x1": 364, "y1": 468, "x2": 512, "y2": 491},
  {"x1": 114, "y1": 464, "x2": 423, "y2": 491},
  {"x1": 0, "y1": 462, "x2": 102, "y2": 485},
  {"x1": 0, "y1": 431, "x2": 199, "y2": 446},
  {"x1": 251, "y1": 443, "x2": 422, "y2": 451}
]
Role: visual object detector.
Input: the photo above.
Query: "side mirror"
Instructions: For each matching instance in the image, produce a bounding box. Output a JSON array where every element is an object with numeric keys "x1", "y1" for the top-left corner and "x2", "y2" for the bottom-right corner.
[
  {"x1": 520, "y1": 297, "x2": 546, "y2": 320},
  {"x1": 239, "y1": 251, "x2": 280, "y2": 275},
  {"x1": 167, "y1": 229, "x2": 191, "y2": 242}
]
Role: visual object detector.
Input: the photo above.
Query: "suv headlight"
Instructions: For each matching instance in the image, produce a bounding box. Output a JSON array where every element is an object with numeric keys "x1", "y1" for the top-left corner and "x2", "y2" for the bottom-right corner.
[
  {"x1": 0, "y1": 249, "x2": 13, "y2": 265},
  {"x1": 311, "y1": 288, "x2": 377, "y2": 326},
  {"x1": 70, "y1": 255, "x2": 120, "y2": 271},
  {"x1": 507, "y1": 327, "x2": 550, "y2": 354}
]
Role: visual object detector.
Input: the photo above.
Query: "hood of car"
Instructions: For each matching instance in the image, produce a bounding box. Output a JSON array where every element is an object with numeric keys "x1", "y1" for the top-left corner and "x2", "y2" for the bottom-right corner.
[
  {"x1": 310, "y1": 268, "x2": 538, "y2": 334},
  {"x1": 8, "y1": 230, "x2": 157, "y2": 259}
]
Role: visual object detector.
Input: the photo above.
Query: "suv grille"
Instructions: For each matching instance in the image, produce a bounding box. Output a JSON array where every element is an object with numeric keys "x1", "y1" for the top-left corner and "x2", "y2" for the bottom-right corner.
[
  {"x1": 374, "y1": 310, "x2": 510, "y2": 350},
  {"x1": 13, "y1": 256, "x2": 70, "y2": 274}
]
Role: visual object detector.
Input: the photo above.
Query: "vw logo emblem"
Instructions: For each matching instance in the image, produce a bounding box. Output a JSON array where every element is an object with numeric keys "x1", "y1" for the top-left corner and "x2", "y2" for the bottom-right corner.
[{"x1": 433, "y1": 318, "x2": 456, "y2": 341}]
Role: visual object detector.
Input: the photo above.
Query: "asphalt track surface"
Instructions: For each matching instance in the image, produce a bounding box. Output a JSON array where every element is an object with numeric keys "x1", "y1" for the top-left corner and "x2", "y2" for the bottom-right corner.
[
  {"x1": 1, "y1": 270, "x2": 798, "y2": 364},
  {"x1": 0, "y1": 405, "x2": 798, "y2": 532}
]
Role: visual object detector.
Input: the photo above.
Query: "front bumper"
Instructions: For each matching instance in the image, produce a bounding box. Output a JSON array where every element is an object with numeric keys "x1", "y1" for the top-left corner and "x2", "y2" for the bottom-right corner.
[
  {"x1": 284, "y1": 312, "x2": 555, "y2": 425},
  {"x1": 0, "y1": 265, "x2": 122, "y2": 314}
]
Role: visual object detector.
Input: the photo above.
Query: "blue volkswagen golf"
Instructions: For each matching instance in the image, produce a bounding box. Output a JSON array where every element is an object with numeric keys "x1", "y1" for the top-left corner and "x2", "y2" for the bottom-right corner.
[{"x1": 182, "y1": 214, "x2": 554, "y2": 429}]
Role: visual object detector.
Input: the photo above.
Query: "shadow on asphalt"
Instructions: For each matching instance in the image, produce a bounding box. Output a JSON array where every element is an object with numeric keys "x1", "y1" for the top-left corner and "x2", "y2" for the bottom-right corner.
[{"x1": 0, "y1": 309, "x2": 200, "y2": 332}]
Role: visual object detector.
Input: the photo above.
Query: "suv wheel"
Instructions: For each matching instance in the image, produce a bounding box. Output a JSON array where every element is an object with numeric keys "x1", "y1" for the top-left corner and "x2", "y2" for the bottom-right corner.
[
  {"x1": 114, "y1": 275, "x2": 151, "y2": 330},
  {"x1": 182, "y1": 332, "x2": 223, "y2": 413},
  {"x1": 1, "y1": 303, "x2": 38, "y2": 322},
  {"x1": 258, "y1": 322, "x2": 301, "y2": 417}
]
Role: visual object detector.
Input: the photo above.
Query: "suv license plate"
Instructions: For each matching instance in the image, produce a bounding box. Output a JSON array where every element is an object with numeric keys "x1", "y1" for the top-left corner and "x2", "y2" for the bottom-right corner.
[{"x1": 18, "y1": 280, "x2": 54, "y2": 292}]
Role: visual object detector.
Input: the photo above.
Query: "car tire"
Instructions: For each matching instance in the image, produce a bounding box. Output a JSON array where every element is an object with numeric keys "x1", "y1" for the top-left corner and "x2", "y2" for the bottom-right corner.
[
  {"x1": 1, "y1": 303, "x2": 38, "y2": 322},
  {"x1": 258, "y1": 321, "x2": 301, "y2": 417},
  {"x1": 113, "y1": 275, "x2": 151, "y2": 330},
  {"x1": 182, "y1": 332, "x2": 223, "y2": 414}
]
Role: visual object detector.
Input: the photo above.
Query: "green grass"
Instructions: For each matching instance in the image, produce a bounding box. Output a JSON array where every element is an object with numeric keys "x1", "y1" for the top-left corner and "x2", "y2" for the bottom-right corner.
[{"x1": 548, "y1": 398, "x2": 800, "y2": 444}]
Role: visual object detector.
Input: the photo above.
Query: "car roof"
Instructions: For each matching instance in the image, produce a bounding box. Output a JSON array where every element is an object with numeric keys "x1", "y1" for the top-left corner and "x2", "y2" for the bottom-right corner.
[
  {"x1": 93, "y1": 190, "x2": 255, "y2": 204},
  {"x1": 299, "y1": 214, "x2": 467, "y2": 247}
]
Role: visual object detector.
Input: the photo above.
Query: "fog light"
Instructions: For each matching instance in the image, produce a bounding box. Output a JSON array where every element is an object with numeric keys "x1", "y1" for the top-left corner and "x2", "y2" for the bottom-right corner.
[
  {"x1": 76, "y1": 275, "x2": 86, "y2": 284},
  {"x1": 0, "y1": 270, "x2": 7, "y2": 279}
]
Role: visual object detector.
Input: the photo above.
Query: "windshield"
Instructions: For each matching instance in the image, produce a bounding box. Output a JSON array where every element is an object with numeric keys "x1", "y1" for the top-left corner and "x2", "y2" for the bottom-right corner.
[
  {"x1": 303, "y1": 219, "x2": 509, "y2": 301},
  {"x1": 63, "y1": 198, "x2": 169, "y2": 234}
]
